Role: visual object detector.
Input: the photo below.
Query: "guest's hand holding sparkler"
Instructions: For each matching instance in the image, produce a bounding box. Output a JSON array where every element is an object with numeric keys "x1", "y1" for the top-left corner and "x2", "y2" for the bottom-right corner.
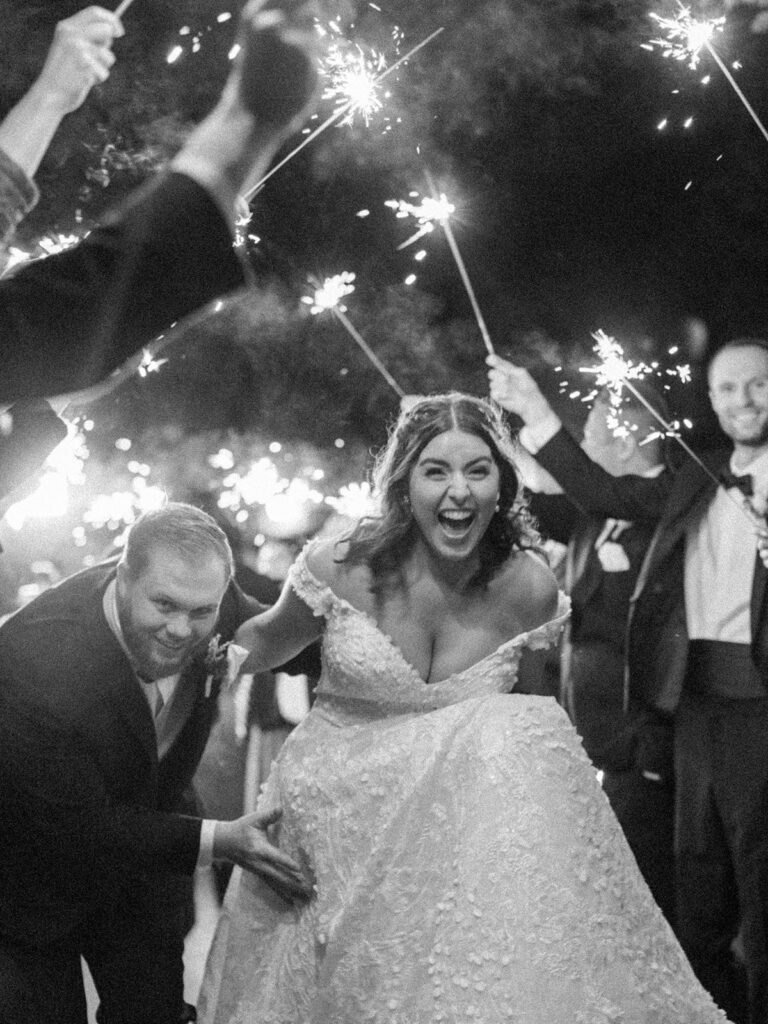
[
  {"x1": 172, "y1": 0, "x2": 319, "y2": 228},
  {"x1": 487, "y1": 354, "x2": 561, "y2": 433},
  {"x1": 0, "y1": 6, "x2": 124, "y2": 182}
]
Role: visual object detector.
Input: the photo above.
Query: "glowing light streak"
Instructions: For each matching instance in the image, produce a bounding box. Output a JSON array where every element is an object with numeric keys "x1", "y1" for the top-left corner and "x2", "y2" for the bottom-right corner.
[
  {"x1": 325, "y1": 481, "x2": 379, "y2": 520},
  {"x1": 242, "y1": 26, "x2": 444, "y2": 201},
  {"x1": 303, "y1": 275, "x2": 405, "y2": 397},
  {"x1": 3, "y1": 423, "x2": 88, "y2": 531},
  {"x1": 167, "y1": 44, "x2": 183, "y2": 64}
]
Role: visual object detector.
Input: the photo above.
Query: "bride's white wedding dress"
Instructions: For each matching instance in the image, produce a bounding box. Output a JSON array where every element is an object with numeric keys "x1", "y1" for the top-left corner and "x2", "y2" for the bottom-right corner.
[{"x1": 198, "y1": 549, "x2": 729, "y2": 1024}]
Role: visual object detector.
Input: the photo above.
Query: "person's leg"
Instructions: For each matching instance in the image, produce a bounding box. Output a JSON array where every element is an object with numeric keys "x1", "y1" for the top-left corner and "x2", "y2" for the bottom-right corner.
[
  {"x1": 602, "y1": 766, "x2": 676, "y2": 927},
  {"x1": 0, "y1": 936, "x2": 87, "y2": 1024},
  {"x1": 714, "y1": 698, "x2": 768, "y2": 1024},
  {"x1": 83, "y1": 874, "x2": 194, "y2": 1024},
  {"x1": 674, "y1": 695, "x2": 743, "y2": 1019}
]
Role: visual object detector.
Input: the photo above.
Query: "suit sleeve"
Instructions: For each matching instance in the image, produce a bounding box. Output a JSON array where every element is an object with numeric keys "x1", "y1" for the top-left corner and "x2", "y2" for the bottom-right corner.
[
  {"x1": 0, "y1": 171, "x2": 247, "y2": 403},
  {"x1": 527, "y1": 492, "x2": 581, "y2": 544},
  {"x1": 0, "y1": 691, "x2": 202, "y2": 878},
  {"x1": 536, "y1": 428, "x2": 672, "y2": 521}
]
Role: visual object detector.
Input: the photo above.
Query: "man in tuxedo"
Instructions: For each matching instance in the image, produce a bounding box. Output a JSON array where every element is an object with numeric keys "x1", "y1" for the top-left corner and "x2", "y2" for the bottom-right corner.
[
  {"x1": 489, "y1": 339, "x2": 768, "y2": 1024},
  {"x1": 518, "y1": 382, "x2": 677, "y2": 925},
  {"x1": 0, "y1": 502, "x2": 313, "y2": 1024}
]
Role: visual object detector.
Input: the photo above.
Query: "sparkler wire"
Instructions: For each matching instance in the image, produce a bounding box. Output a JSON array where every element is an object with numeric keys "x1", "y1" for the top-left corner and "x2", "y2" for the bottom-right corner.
[
  {"x1": 704, "y1": 40, "x2": 768, "y2": 146},
  {"x1": 423, "y1": 170, "x2": 495, "y2": 357},
  {"x1": 331, "y1": 307, "x2": 405, "y2": 397},
  {"x1": 114, "y1": 0, "x2": 137, "y2": 18},
  {"x1": 439, "y1": 215, "x2": 495, "y2": 356},
  {"x1": 243, "y1": 26, "x2": 444, "y2": 201}
]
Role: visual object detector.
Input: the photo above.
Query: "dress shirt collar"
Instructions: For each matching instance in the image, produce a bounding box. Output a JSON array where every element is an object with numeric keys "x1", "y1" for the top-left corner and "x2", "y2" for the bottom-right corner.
[{"x1": 102, "y1": 578, "x2": 179, "y2": 702}]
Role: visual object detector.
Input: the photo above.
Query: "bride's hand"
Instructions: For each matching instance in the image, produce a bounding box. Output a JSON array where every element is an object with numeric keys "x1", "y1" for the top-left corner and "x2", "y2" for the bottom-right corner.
[{"x1": 213, "y1": 807, "x2": 314, "y2": 902}]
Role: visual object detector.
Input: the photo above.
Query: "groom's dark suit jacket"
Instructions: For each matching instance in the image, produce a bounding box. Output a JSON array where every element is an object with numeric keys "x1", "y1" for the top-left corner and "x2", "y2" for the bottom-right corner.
[
  {"x1": 0, "y1": 559, "x2": 303, "y2": 948},
  {"x1": 533, "y1": 429, "x2": 768, "y2": 711}
]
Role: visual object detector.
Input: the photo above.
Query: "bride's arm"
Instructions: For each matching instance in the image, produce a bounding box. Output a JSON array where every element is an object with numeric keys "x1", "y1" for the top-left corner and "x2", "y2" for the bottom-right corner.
[{"x1": 236, "y1": 579, "x2": 323, "y2": 673}]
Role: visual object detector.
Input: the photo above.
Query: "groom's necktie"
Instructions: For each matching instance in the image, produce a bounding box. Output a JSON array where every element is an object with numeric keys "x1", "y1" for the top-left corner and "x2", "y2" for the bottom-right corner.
[{"x1": 140, "y1": 679, "x2": 165, "y2": 721}]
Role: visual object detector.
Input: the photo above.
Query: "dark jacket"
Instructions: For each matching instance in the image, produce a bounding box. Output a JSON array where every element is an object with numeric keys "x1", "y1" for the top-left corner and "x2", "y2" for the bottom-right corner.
[
  {"x1": 0, "y1": 171, "x2": 246, "y2": 404},
  {"x1": 534, "y1": 428, "x2": 768, "y2": 711},
  {"x1": 531, "y1": 491, "x2": 673, "y2": 778},
  {"x1": 0, "y1": 561, "x2": 259, "y2": 946}
]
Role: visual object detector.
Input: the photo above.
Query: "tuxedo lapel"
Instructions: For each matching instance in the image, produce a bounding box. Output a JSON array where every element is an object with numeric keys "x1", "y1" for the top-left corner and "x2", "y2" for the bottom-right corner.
[
  {"x1": 567, "y1": 520, "x2": 604, "y2": 610},
  {"x1": 79, "y1": 577, "x2": 158, "y2": 768}
]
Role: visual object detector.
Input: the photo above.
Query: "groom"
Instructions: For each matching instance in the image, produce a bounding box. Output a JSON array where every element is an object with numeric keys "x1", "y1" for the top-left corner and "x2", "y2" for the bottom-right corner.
[{"x1": 0, "y1": 503, "x2": 314, "y2": 1024}]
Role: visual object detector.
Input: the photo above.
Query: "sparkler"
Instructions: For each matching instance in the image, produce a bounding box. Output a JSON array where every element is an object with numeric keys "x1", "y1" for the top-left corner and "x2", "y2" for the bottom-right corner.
[
  {"x1": 582, "y1": 330, "x2": 767, "y2": 531},
  {"x1": 319, "y1": 38, "x2": 388, "y2": 128},
  {"x1": 114, "y1": 0, "x2": 137, "y2": 18},
  {"x1": 648, "y1": 4, "x2": 768, "y2": 145},
  {"x1": 387, "y1": 180, "x2": 496, "y2": 356},
  {"x1": 302, "y1": 273, "x2": 405, "y2": 398},
  {"x1": 243, "y1": 26, "x2": 444, "y2": 201}
]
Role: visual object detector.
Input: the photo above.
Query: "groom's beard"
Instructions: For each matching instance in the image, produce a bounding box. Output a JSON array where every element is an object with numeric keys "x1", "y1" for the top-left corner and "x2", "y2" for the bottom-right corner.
[{"x1": 117, "y1": 599, "x2": 213, "y2": 681}]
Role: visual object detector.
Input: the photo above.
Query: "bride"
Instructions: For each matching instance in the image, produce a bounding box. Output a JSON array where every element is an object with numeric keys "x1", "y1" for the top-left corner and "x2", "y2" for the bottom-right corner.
[{"x1": 198, "y1": 393, "x2": 730, "y2": 1024}]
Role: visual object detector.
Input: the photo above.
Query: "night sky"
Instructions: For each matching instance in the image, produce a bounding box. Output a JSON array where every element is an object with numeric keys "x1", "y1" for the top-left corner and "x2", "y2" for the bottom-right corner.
[{"x1": 4, "y1": 0, "x2": 768, "y2": 442}]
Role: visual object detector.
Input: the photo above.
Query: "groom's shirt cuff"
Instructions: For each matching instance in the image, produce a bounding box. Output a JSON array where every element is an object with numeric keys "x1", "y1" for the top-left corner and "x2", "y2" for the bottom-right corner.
[{"x1": 196, "y1": 819, "x2": 217, "y2": 870}]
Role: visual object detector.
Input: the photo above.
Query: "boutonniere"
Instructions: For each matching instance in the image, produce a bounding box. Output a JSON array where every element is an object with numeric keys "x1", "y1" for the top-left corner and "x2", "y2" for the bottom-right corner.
[{"x1": 204, "y1": 634, "x2": 250, "y2": 699}]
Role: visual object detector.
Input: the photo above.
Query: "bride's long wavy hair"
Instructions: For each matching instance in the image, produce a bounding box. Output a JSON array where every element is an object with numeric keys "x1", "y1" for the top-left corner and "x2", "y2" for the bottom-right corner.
[{"x1": 340, "y1": 393, "x2": 541, "y2": 591}]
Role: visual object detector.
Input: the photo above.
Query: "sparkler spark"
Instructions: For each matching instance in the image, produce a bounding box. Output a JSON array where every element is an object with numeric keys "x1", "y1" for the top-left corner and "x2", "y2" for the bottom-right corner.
[
  {"x1": 242, "y1": 26, "x2": 444, "y2": 201},
  {"x1": 302, "y1": 273, "x2": 404, "y2": 397},
  {"x1": 137, "y1": 349, "x2": 169, "y2": 377},
  {"x1": 647, "y1": 4, "x2": 768, "y2": 145},
  {"x1": 301, "y1": 272, "x2": 356, "y2": 315},
  {"x1": 647, "y1": 6, "x2": 724, "y2": 70},
  {"x1": 320, "y1": 42, "x2": 388, "y2": 127},
  {"x1": 579, "y1": 330, "x2": 765, "y2": 531}
]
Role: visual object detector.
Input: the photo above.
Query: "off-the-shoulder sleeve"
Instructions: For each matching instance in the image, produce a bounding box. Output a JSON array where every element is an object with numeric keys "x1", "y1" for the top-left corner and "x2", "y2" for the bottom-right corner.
[
  {"x1": 287, "y1": 545, "x2": 337, "y2": 618},
  {"x1": 523, "y1": 592, "x2": 571, "y2": 651}
]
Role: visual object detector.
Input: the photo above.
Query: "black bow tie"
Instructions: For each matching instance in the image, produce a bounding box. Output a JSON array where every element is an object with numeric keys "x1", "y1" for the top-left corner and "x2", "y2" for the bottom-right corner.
[{"x1": 718, "y1": 468, "x2": 754, "y2": 497}]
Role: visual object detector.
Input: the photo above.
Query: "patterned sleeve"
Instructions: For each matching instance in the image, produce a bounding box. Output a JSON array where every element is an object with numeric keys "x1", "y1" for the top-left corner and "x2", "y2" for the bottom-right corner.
[
  {"x1": 523, "y1": 592, "x2": 571, "y2": 651},
  {"x1": 287, "y1": 544, "x2": 338, "y2": 619}
]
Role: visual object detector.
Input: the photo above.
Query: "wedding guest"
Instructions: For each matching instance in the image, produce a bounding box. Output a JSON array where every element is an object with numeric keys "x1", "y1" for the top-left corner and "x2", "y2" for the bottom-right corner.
[
  {"x1": 502, "y1": 372, "x2": 678, "y2": 925},
  {"x1": 0, "y1": 5, "x2": 124, "y2": 247},
  {"x1": 488, "y1": 340, "x2": 768, "y2": 1024},
  {"x1": 0, "y1": 503, "x2": 316, "y2": 1024},
  {"x1": 0, "y1": 0, "x2": 318, "y2": 405}
]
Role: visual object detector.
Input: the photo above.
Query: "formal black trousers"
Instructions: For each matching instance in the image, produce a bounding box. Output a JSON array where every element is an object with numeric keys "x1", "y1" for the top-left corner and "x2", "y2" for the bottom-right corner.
[
  {"x1": 675, "y1": 689, "x2": 768, "y2": 1024},
  {"x1": 0, "y1": 871, "x2": 193, "y2": 1024}
]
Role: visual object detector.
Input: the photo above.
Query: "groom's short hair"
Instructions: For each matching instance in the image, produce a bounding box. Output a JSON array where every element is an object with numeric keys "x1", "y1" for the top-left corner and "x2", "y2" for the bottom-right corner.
[{"x1": 119, "y1": 502, "x2": 234, "y2": 581}]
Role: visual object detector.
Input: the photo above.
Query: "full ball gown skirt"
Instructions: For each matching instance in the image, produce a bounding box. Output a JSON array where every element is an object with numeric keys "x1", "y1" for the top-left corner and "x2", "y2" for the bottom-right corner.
[{"x1": 198, "y1": 550, "x2": 730, "y2": 1024}]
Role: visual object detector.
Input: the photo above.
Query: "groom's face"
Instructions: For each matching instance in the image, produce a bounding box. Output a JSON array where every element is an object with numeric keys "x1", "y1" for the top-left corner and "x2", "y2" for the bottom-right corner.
[{"x1": 116, "y1": 543, "x2": 228, "y2": 680}]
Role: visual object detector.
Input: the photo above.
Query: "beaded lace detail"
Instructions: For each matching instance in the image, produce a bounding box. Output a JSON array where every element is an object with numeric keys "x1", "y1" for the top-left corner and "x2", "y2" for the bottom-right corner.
[{"x1": 198, "y1": 551, "x2": 730, "y2": 1024}]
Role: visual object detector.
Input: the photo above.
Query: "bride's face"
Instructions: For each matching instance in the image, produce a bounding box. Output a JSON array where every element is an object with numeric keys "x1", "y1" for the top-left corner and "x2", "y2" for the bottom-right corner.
[{"x1": 408, "y1": 429, "x2": 500, "y2": 563}]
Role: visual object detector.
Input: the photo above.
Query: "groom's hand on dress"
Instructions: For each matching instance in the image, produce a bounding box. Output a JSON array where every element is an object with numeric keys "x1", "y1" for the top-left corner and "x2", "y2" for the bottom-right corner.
[{"x1": 213, "y1": 808, "x2": 314, "y2": 903}]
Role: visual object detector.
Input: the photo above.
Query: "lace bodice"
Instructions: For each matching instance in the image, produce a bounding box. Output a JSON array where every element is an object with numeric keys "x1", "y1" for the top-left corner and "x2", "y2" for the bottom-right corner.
[{"x1": 288, "y1": 548, "x2": 570, "y2": 718}]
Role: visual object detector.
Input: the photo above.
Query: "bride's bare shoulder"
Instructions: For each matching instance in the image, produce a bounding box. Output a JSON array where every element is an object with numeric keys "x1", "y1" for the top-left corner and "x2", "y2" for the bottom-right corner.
[
  {"x1": 304, "y1": 536, "x2": 371, "y2": 601},
  {"x1": 495, "y1": 548, "x2": 559, "y2": 632}
]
